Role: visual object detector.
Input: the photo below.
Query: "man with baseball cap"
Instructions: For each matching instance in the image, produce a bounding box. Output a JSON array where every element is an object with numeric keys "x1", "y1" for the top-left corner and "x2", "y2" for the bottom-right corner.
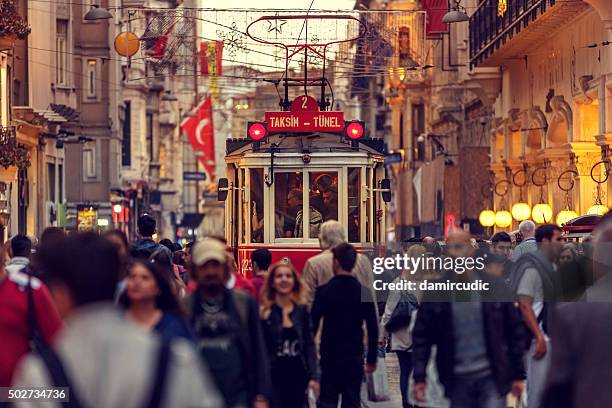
[{"x1": 186, "y1": 238, "x2": 271, "y2": 408}]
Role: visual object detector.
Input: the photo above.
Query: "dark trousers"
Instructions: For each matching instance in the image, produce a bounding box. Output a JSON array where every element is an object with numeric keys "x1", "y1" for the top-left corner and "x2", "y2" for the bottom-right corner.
[
  {"x1": 320, "y1": 359, "x2": 363, "y2": 408},
  {"x1": 396, "y1": 350, "x2": 413, "y2": 408},
  {"x1": 271, "y1": 367, "x2": 308, "y2": 408},
  {"x1": 450, "y1": 372, "x2": 505, "y2": 408}
]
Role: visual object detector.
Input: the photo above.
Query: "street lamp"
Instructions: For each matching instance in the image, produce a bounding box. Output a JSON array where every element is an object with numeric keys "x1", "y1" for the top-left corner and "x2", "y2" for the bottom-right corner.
[
  {"x1": 84, "y1": 5, "x2": 113, "y2": 21},
  {"x1": 442, "y1": 0, "x2": 469, "y2": 24}
]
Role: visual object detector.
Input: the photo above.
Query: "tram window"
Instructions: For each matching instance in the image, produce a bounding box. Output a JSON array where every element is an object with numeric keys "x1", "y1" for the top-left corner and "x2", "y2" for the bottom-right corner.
[
  {"x1": 365, "y1": 168, "x2": 372, "y2": 243},
  {"x1": 250, "y1": 168, "x2": 264, "y2": 243},
  {"x1": 240, "y1": 169, "x2": 247, "y2": 244},
  {"x1": 275, "y1": 172, "x2": 304, "y2": 238},
  {"x1": 304, "y1": 172, "x2": 338, "y2": 239},
  {"x1": 348, "y1": 168, "x2": 361, "y2": 243}
]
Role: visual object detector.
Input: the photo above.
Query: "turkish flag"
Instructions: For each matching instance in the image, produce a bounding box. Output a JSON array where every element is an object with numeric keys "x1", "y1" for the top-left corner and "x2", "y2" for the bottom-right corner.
[
  {"x1": 200, "y1": 41, "x2": 223, "y2": 76},
  {"x1": 181, "y1": 97, "x2": 216, "y2": 181},
  {"x1": 148, "y1": 24, "x2": 175, "y2": 59}
]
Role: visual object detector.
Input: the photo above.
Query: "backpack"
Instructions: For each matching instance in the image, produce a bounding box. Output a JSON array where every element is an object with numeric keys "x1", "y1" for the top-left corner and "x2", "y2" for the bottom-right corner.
[
  {"x1": 23, "y1": 270, "x2": 172, "y2": 408},
  {"x1": 36, "y1": 339, "x2": 173, "y2": 408},
  {"x1": 384, "y1": 291, "x2": 418, "y2": 333}
]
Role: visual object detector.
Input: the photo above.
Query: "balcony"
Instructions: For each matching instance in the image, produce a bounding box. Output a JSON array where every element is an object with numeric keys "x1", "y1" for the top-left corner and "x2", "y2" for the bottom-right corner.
[{"x1": 470, "y1": 0, "x2": 590, "y2": 67}]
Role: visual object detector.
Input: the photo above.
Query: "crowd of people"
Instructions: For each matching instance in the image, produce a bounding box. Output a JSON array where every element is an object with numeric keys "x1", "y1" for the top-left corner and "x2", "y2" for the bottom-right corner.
[
  {"x1": 0, "y1": 217, "x2": 379, "y2": 408},
  {"x1": 1, "y1": 214, "x2": 611, "y2": 408}
]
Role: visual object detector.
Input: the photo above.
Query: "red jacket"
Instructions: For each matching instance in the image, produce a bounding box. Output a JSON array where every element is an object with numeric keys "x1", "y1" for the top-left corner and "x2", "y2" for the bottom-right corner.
[{"x1": 0, "y1": 271, "x2": 62, "y2": 386}]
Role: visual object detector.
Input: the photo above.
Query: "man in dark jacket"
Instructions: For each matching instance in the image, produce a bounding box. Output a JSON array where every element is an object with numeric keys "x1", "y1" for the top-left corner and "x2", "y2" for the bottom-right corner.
[
  {"x1": 130, "y1": 214, "x2": 170, "y2": 260},
  {"x1": 311, "y1": 243, "x2": 378, "y2": 408},
  {"x1": 412, "y1": 231, "x2": 525, "y2": 408},
  {"x1": 186, "y1": 237, "x2": 271, "y2": 408}
]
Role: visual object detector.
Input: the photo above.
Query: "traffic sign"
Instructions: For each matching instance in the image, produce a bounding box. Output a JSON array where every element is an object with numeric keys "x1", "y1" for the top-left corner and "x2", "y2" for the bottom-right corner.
[
  {"x1": 385, "y1": 152, "x2": 403, "y2": 165},
  {"x1": 183, "y1": 171, "x2": 207, "y2": 181}
]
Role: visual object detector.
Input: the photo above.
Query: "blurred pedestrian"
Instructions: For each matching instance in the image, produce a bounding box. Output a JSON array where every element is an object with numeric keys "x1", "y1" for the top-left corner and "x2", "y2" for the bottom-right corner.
[
  {"x1": 104, "y1": 229, "x2": 131, "y2": 301},
  {"x1": 302, "y1": 220, "x2": 377, "y2": 314},
  {"x1": 5, "y1": 234, "x2": 32, "y2": 275},
  {"x1": 224, "y1": 244, "x2": 257, "y2": 298},
  {"x1": 131, "y1": 214, "x2": 170, "y2": 260},
  {"x1": 119, "y1": 260, "x2": 193, "y2": 342},
  {"x1": 512, "y1": 224, "x2": 563, "y2": 408},
  {"x1": 260, "y1": 260, "x2": 319, "y2": 408},
  {"x1": 252, "y1": 248, "x2": 272, "y2": 302},
  {"x1": 151, "y1": 246, "x2": 186, "y2": 297},
  {"x1": 0, "y1": 242, "x2": 62, "y2": 387},
  {"x1": 512, "y1": 220, "x2": 537, "y2": 261},
  {"x1": 491, "y1": 232, "x2": 513, "y2": 260},
  {"x1": 380, "y1": 244, "x2": 423, "y2": 408},
  {"x1": 557, "y1": 243, "x2": 586, "y2": 301},
  {"x1": 541, "y1": 218, "x2": 612, "y2": 408},
  {"x1": 490, "y1": 232, "x2": 515, "y2": 281},
  {"x1": 311, "y1": 243, "x2": 378, "y2": 408},
  {"x1": 13, "y1": 232, "x2": 222, "y2": 407},
  {"x1": 412, "y1": 231, "x2": 525, "y2": 408},
  {"x1": 38, "y1": 227, "x2": 65, "y2": 252},
  {"x1": 185, "y1": 238, "x2": 271, "y2": 408}
]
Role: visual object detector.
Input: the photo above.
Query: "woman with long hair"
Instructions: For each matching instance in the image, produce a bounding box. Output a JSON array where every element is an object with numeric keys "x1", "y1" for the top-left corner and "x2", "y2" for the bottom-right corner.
[
  {"x1": 380, "y1": 244, "x2": 423, "y2": 408},
  {"x1": 260, "y1": 260, "x2": 319, "y2": 408},
  {"x1": 119, "y1": 260, "x2": 193, "y2": 342},
  {"x1": 150, "y1": 246, "x2": 186, "y2": 297}
]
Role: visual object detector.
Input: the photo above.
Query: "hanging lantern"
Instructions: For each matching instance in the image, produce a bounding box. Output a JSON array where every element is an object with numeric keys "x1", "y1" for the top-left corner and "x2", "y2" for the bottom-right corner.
[
  {"x1": 586, "y1": 204, "x2": 609, "y2": 216},
  {"x1": 556, "y1": 209, "x2": 578, "y2": 227},
  {"x1": 511, "y1": 202, "x2": 531, "y2": 221},
  {"x1": 114, "y1": 31, "x2": 140, "y2": 57},
  {"x1": 479, "y1": 210, "x2": 495, "y2": 227},
  {"x1": 532, "y1": 203, "x2": 553, "y2": 224},
  {"x1": 495, "y1": 210, "x2": 512, "y2": 228}
]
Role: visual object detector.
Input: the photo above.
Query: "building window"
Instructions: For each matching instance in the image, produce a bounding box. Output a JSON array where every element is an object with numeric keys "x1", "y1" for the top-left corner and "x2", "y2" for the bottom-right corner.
[
  {"x1": 121, "y1": 102, "x2": 131, "y2": 166},
  {"x1": 56, "y1": 20, "x2": 68, "y2": 86},
  {"x1": 412, "y1": 104, "x2": 425, "y2": 161},
  {"x1": 83, "y1": 143, "x2": 97, "y2": 179},
  {"x1": 84, "y1": 59, "x2": 97, "y2": 99},
  {"x1": 47, "y1": 162, "x2": 56, "y2": 202},
  {"x1": 58, "y1": 163, "x2": 63, "y2": 202},
  {"x1": 146, "y1": 112, "x2": 153, "y2": 160}
]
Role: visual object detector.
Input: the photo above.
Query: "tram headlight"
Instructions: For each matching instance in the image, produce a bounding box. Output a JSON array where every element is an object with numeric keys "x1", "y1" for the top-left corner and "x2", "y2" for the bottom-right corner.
[
  {"x1": 247, "y1": 122, "x2": 267, "y2": 141},
  {"x1": 345, "y1": 120, "x2": 365, "y2": 140}
]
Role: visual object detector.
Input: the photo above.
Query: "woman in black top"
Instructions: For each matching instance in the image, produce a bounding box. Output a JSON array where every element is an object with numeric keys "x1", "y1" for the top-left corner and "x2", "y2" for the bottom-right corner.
[{"x1": 260, "y1": 260, "x2": 320, "y2": 408}]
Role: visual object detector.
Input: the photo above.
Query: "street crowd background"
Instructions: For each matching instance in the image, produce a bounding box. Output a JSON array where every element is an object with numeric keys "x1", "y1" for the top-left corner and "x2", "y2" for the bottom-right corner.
[{"x1": 1, "y1": 215, "x2": 612, "y2": 408}]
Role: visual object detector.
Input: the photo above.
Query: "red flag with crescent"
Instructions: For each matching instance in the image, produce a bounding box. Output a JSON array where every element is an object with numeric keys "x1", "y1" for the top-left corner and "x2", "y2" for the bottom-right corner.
[{"x1": 181, "y1": 97, "x2": 216, "y2": 181}]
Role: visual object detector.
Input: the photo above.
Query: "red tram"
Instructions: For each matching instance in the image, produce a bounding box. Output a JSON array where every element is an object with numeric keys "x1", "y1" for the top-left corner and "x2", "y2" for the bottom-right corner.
[{"x1": 217, "y1": 95, "x2": 390, "y2": 276}]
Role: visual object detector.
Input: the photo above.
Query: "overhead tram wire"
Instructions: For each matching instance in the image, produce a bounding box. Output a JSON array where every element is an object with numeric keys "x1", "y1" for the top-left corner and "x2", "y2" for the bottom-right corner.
[{"x1": 25, "y1": 0, "x2": 583, "y2": 11}]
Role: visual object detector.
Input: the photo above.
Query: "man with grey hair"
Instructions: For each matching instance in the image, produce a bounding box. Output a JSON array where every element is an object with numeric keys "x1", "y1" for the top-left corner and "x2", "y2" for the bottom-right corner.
[
  {"x1": 302, "y1": 220, "x2": 378, "y2": 313},
  {"x1": 512, "y1": 220, "x2": 537, "y2": 261}
]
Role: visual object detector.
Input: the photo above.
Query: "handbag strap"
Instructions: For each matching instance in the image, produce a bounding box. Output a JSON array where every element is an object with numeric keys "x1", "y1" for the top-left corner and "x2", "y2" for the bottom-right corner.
[
  {"x1": 145, "y1": 339, "x2": 172, "y2": 408},
  {"x1": 37, "y1": 346, "x2": 85, "y2": 408},
  {"x1": 26, "y1": 273, "x2": 46, "y2": 352}
]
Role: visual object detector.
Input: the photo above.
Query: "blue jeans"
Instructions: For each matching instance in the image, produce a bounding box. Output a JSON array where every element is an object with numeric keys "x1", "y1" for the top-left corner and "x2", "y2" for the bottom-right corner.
[{"x1": 450, "y1": 372, "x2": 505, "y2": 408}]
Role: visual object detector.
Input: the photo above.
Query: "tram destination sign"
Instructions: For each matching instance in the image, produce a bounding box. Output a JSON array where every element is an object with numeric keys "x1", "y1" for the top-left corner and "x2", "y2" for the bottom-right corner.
[{"x1": 264, "y1": 95, "x2": 344, "y2": 133}]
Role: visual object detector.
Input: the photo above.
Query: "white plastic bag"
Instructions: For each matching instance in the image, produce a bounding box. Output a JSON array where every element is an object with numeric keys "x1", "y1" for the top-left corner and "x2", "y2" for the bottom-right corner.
[{"x1": 366, "y1": 350, "x2": 391, "y2": 402}]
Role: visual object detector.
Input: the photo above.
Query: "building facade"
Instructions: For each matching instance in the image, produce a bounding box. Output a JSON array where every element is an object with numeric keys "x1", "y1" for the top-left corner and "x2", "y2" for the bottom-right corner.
[{"x1": 469, "y1": 0, "x2": 612, "y2": 231}]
